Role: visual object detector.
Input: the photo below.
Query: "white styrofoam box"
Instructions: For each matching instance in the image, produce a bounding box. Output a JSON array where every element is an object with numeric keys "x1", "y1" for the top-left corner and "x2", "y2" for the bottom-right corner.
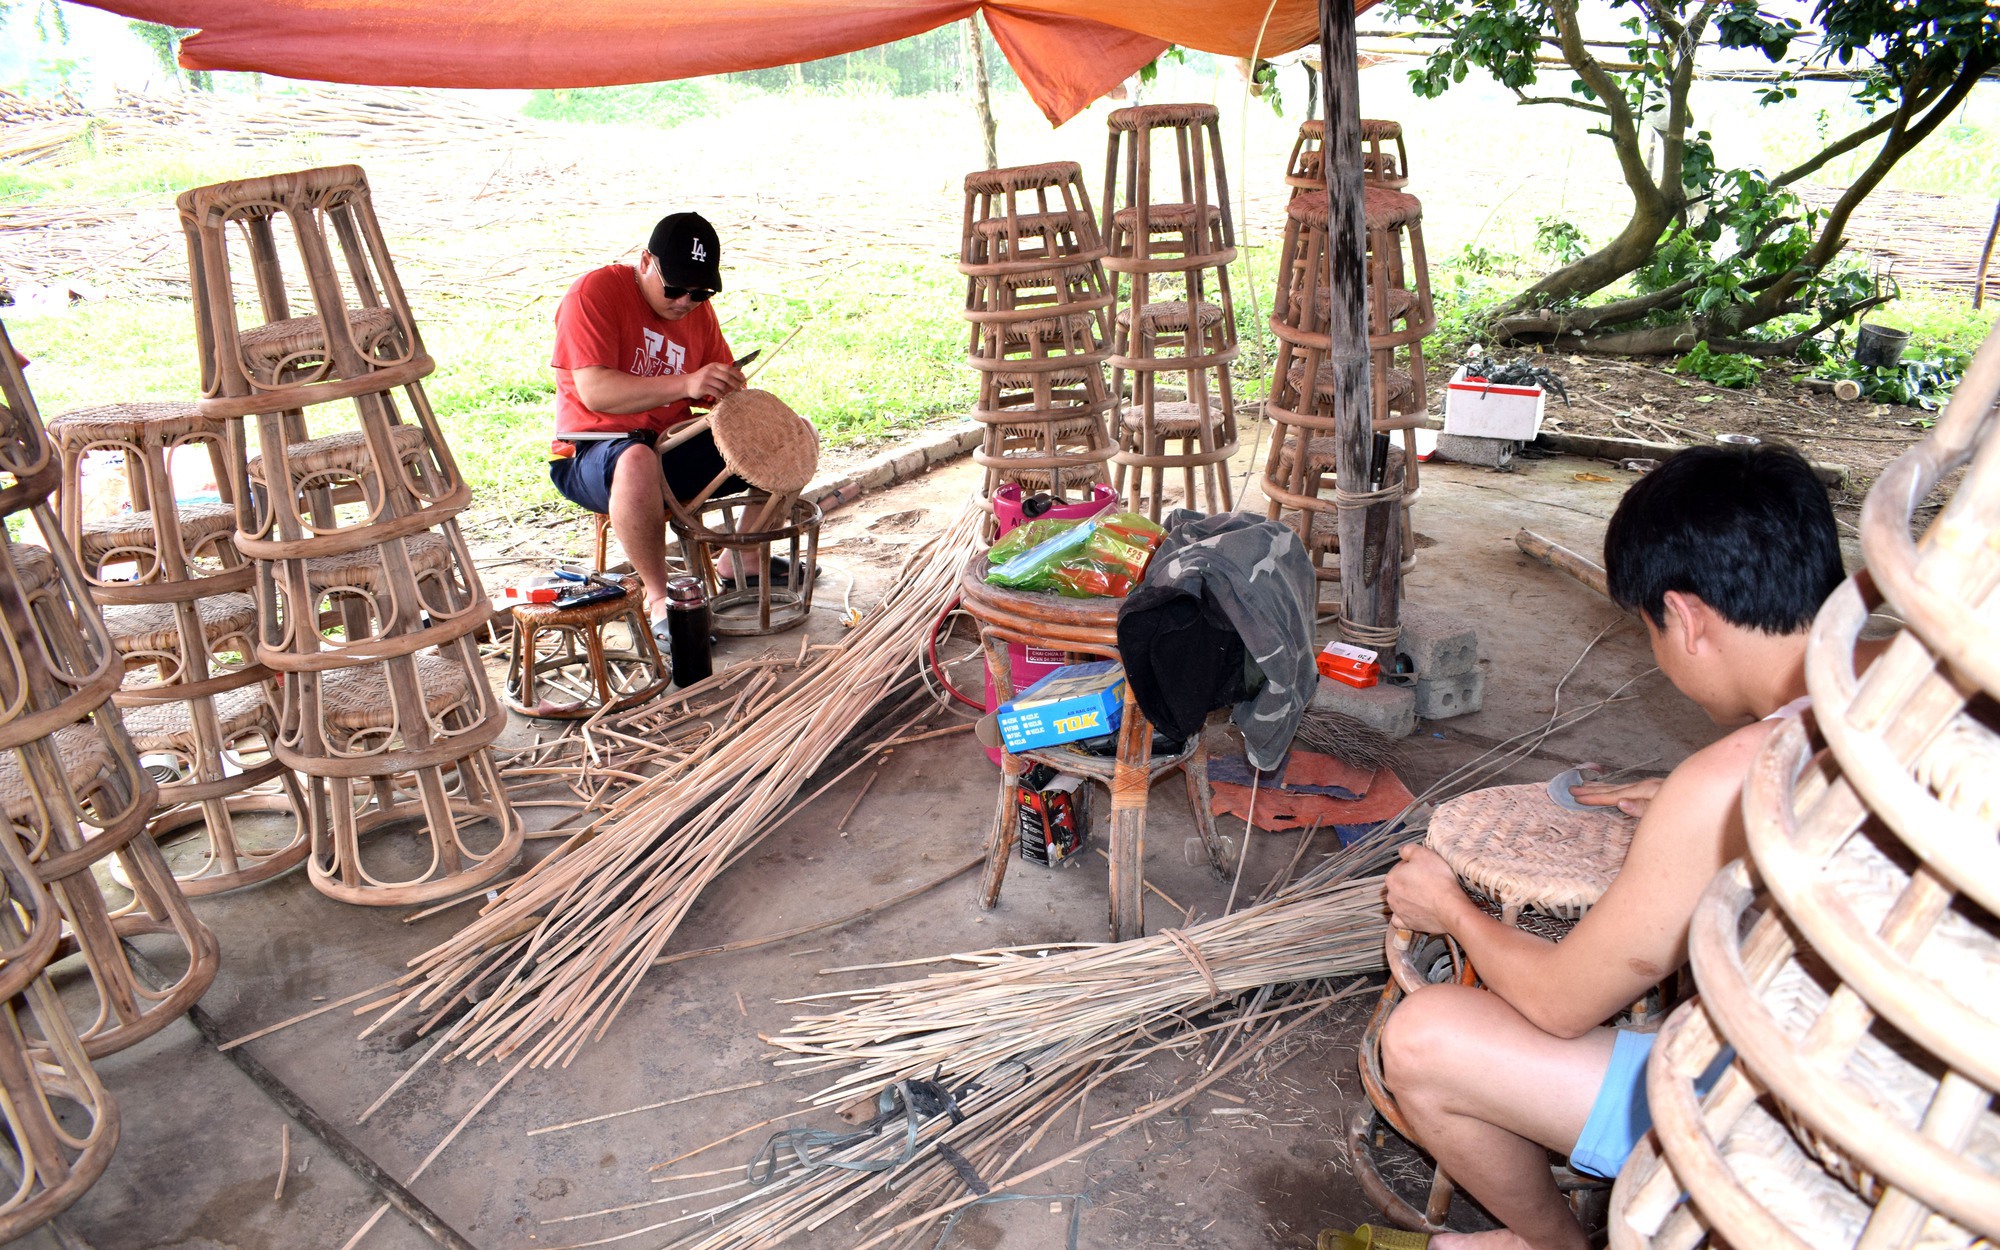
[{"x1": 1443, "y1": 366, "x2": 1548, "y2": 440}]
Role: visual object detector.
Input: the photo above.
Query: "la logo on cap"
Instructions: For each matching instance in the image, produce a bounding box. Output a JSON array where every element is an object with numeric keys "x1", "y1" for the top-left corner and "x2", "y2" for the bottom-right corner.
[{"x1": 691, "y1": 240, "x2": 707, "y2": 261}]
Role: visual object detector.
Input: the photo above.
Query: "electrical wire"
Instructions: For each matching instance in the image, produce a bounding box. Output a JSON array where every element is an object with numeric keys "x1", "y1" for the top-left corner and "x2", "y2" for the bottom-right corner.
[{"x1": 926, "y1": 597, "x2": 986, "y2": 712}]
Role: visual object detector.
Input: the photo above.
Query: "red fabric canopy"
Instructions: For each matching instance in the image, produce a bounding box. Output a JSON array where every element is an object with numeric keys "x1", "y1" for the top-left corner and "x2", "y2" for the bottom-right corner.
[{"x1": 76, "y1": 0, "x2": 1349, "y2": 125}]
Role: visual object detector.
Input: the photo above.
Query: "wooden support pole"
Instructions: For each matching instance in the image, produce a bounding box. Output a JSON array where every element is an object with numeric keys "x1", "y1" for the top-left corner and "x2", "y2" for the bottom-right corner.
[
  {"x1": 1319, "y1": 0, "x2": 1397, "y2": 640},
  {"x1": 1514, "y1": 529, "x2": 1611, "y2": 601}
]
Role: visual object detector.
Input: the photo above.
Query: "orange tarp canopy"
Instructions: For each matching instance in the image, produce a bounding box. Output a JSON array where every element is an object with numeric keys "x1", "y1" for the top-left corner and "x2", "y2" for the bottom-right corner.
[{"x1": 77, "y1": 0, "x2": 1359, "y2": 125}]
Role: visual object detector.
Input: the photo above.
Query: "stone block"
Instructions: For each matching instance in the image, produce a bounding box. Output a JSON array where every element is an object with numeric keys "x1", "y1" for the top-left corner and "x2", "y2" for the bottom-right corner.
[
  {"x1": 1433, "y1": 433, "x2": 1515, "y2": 470},
  {"x1": 1415, "y1": 668, "x2": 1485, "y2": 720},
  {"x1": 891, "y1": 449, "x2": 928, "y2": 479},
  {"x1": 1397, "y1": 608, "x2": 1478, "y2": 679},
  {"x1": 1310, "y1": 676, "x2": 1416, "y2": 740},
  {"x1": 859, "y1": 461, "x2": 898, "y2": 491}
]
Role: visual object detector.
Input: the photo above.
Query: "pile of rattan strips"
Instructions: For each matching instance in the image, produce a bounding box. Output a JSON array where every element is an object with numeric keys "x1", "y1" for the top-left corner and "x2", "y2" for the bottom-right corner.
[
  {"x1": 1265, "y1": 119, "x2": 1435, "y2": 606},
  {"x1": 1607, "y1": 318, "x2": 2000, "y2": 1250},
  {"x1": 1101, "y1": 103, "x2": 1242, "y2": 519},
  {"x1": 177, "y1": 164, "x2": 520, "y2": 906},
  {"x1": 960, "y1": 160, "x2": 1118, "y2": 511},
  {"x1": 0, "y1": 322, "x2": 227, "y2": 1240}
]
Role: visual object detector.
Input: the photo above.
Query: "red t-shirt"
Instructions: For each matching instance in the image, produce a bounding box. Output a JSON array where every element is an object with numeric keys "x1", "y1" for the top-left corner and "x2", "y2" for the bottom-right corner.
[{"x1": 549, "y1": 264, "x2": 731, "y2": 452}]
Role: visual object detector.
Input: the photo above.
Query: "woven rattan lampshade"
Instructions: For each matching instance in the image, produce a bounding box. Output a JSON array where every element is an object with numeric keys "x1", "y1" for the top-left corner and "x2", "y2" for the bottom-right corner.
[{"x1": 707, "y1": 389, "x2": 818, "y2": 496}]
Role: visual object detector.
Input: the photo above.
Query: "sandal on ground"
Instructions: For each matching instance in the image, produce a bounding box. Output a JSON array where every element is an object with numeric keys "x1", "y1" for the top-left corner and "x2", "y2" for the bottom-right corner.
[
  {"x1": 651, "y1": 617, "x2": 674, "y2": 648},
  {"x1": 1318, "y1": 1226, "x2": 1431, "y2": 1250}
]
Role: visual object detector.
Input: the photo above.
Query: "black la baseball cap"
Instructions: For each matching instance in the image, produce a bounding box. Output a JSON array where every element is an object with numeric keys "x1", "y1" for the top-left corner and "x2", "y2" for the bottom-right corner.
[{"x1": 648, "y1": 212, "x2": 722, "y2": 292}]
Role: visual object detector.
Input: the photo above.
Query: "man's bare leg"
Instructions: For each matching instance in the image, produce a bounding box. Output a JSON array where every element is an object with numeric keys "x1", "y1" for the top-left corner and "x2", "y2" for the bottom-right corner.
[
  {"x1": 608, "y1": 442, "x2": 673, "y2": 622},
  {"x1": 1380, "y1": 984, "x2": 1618, "y2": 1250}
]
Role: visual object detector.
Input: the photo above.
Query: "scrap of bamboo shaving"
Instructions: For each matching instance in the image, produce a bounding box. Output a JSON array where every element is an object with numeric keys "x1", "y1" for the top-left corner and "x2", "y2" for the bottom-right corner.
[{"x1": 371, "y1": 501, "x2": 987, "y2": 1073}]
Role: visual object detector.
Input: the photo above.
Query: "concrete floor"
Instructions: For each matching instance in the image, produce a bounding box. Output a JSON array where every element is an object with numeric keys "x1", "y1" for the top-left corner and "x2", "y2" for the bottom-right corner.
[{"x1": 16, "y1": 437, "x2": 1736, "y2": 1250}]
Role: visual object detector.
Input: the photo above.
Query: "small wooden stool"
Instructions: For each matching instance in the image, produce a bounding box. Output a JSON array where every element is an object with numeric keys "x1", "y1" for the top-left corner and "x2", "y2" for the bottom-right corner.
[
  {"x1": 959, "y1": 555, "x2": 1233, "y2": 942},
  {"x1": 504, "y1": 575, "x2": 668, "y2": 719},
  {"x1": 666, "y1": 390, "x2": 822, "y2": 636},
  {"x1": 1285, "y1": 118, "x2": 1412, "y2": 197},
  {"x1": 1352, "y1": 782, "x2": 1643, "y2": 1233}
]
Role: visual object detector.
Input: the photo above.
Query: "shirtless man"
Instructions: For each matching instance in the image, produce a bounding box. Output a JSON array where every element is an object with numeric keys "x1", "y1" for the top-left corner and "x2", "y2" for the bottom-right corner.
[{"x1": 1379, "y1": 443, "x2": 1851, "y2": 1250}]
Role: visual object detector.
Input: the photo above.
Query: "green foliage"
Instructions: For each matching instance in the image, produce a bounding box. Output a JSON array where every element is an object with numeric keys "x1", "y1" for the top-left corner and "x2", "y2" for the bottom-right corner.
[
  {"x1": 522, "y1": 81, "x2": 716, "y2": 128},
  {"x1": 1810, "y1": 348, "x2": 1969, "y2": 410},
  {"x1": 1249, "y1": 59, "x2": 1284, "y2": 116},
  {"x1": 1138, "y1": 45, "x2": 1187, "y2": 86},
  {"x1": 1672, "y1": 342, "x2": 1765, "y2": 388},
  {"x1": 1532, "y1": 215, "x2": 1585, "y2": 265},
  {"x1": 723, "y1": 26, "x2": 1015, "y2": 96},
  {"x1": 128, "y1": 22, "x2": 213, "y2": 92}
]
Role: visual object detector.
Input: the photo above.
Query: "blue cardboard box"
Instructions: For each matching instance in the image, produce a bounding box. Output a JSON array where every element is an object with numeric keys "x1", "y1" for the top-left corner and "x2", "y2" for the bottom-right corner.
[{"x1": 996, "y1": 661, "x2": 1125, "y2": 753}]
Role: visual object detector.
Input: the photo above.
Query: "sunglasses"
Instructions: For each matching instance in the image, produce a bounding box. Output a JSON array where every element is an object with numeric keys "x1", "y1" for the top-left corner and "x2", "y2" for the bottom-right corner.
[{"x1": 661, "y1": 285, "x2": 715, "y2": 303}]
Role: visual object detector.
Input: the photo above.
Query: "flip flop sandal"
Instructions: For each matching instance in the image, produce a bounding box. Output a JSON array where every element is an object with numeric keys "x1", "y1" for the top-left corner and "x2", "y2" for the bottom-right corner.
[
  {"x1": 651, "y1": 617, "x2": 674, "y2": 648},
  {"x1": 1318, "y1": 1225, "x2": 1432, "y2": 1250}
]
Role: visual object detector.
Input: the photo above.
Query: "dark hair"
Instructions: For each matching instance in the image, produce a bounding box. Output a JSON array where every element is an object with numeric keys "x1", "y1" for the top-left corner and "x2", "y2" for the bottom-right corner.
[{"x1": 1603, "y1": 444, "x2": 1842, "y2": 634}]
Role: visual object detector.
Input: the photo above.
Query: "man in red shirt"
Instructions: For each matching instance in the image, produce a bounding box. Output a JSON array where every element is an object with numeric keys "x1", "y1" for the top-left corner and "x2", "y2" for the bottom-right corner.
[{"x1": 548, "y1": 212, "x2": 748, "y2": 637}]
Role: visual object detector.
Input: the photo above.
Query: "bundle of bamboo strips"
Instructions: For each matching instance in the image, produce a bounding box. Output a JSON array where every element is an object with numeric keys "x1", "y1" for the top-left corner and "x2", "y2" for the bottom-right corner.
[
  {"x1": 770, "y1": 830, "x2": 1408, "y2": 1106},
  {"x1": 367, "y1": 501, "x2": 987, "y2": 1071}
]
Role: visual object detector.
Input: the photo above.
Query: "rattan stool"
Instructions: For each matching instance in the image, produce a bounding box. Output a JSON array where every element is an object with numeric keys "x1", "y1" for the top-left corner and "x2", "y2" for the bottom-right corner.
[
  {"x1": 665, "y1": 390, "x2": 822, "y2": 636},
  {"x1": 0, "y1": 823, "x2": 117, "y2": 1243},
  {"x1": 295, "y1": 653, "x2": 520, "y2": 905},
  {"x1": 1284, "y1": 119, "x2": 1411, "y2": 196},
  {"x1": 961, "y1": 161, "x2": 1108, "y2": 277},
  {"x1": 1353, "y1": 783, "x2": 1644, "y2": 1233},
  {"x1": 1610, "y1": 334, "x2": 2000, "y2": 1250},
  {"x1": 1100, "y1": 105, "x2": 1240, "y2": 520},
  {"x1": 48, "y1": 401, "x2": 245, "y2": 598},
  {"x1": 177, "y1": 165, "x2": 426, "y2": 410},
  {"x1": 505, "y1": 576, "x2": 668, "y2": 719}
]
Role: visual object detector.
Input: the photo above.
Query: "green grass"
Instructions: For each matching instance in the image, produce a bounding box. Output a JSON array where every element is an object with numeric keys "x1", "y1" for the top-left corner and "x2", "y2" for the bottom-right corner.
[{"x1": 521, "y1": 82, "x2": 723, "y2": 129}]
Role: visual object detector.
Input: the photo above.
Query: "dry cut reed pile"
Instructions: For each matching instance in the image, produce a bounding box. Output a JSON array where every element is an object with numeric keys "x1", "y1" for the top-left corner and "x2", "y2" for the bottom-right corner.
[
  {"x1": 584, "y1": 831, "x2": 1408, "y2": 1250},
  {"x1": 368, "y1": 500, "x2": 987, "y2": 1072}
]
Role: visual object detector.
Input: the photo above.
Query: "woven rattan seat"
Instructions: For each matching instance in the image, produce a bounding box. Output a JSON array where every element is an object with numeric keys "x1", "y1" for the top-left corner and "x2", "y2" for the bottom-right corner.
[
  {"x1": 1115, "y1": 300, "x2": 1225, "y2": 333},
  {"x1": 997, "y1": 262, "x2": 1100, "y2": 290},
  {"x1": 8, "y1": 543, "x2": 56, "y2": 592},
  {"x1": 964, "y1": 161, "x2": 1083, "y2": 194},
  {"x1": 1286, "y1": 361, "x2": 1415, "y2": 409},
  {"x1": 301, "y1": 530, "x2": 451, "y2": 591},
  {"x1": 47, "y1": 400, "x2": 210, "y2": 446},
  {"x1": 1315, "y1": 284, "x2": 1418, "y2": 324},
  {"x1": 237, "y1": 306, "x2": 400, "y2": 378},
  {"x1": 706, "y1": 389, "x2": 819, "y2": 497},
  {"x1": 246, "y1": 422, "x2": 428, "y2": 484},
  {"x1": 78, "y1": 502, "x2": 234, "y2": 565},
  {"x1": 0, "y1": 724, "x2": 111, "y2": 821},
  {"x1": 102, "y1": 593, "x2": 256, "y2": 655},
  {"x1": 970, "y1": 211, "x2": 1077, "y2": 241},
  {"x1": 999, "y1": 315, "x2": 1096, "y2": 346},
  {"x1": 1111, "y1": 203, "x2": 1224, "y2": 236},
  {"x1": 1363, "y1": 186, "x2": 1422, "y2": 231},
  {"x1": 319, "y1": 652, "x2": 472, "y2": 735},
  {"x1": 1119, "y1": 400, "x2": 1227, "y2": 437},
  {"x1": 1278, "y1": 431, "x2": 1422, "y2": 483},
  {"x1": 1361, "y1": 119, "x2": 1403, "y2": 142},
  {"x1": 119, "y1": 683, "x2": 272, "y2": 755},
  {"x1": 1107, "y1": 102, "x2": 1218, "y2": 130},
  {"x1": 999, "y1": 415, "x2": 1107, "y2": 440},
  {"x1": 989, "y1": 366, "x2": 1101, "y2": 390},
  {"x1": 1004, "y1": 464, "x2": 1107, "y2": 492},
  {"x1": 1427, "y1": 782, "x2": 1637, "y2": 937}
]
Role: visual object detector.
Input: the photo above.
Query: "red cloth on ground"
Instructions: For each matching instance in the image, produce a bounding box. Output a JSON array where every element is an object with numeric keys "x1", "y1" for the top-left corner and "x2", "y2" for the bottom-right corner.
[{"x1": 1210, "y1": 765, "x2": 1413, "y2": 832}]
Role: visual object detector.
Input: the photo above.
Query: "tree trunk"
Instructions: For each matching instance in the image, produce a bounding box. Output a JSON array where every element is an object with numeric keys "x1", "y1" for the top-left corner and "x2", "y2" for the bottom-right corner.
[{"x1": 965, "y1": 16, "x2": 998, "y2": 170}]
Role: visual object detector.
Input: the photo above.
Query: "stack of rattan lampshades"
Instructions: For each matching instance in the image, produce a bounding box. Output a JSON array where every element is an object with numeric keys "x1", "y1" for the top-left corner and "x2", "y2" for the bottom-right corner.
[
  {"x1": 1608, "y1": 320, "x2": 2000, "y2": 1250},
  {"x1": 1101, "y1": 103, "x2": 1242, "y2": 520},
  {"x1": 1265, "y1": 118, "x2": 1434, "y2": 604},
  {"x1": 177, "y1": 165, "x2": 521, "y2": 906},
  {"x1": 46, "y1": 397, "x2": 308, "y2": 895},
  {"x1": 0, "y1": 323, "x2": 236, "y2": 1237},
  {"x1": 959, "y1": 160, "x2": 1118, "y2": 507}
]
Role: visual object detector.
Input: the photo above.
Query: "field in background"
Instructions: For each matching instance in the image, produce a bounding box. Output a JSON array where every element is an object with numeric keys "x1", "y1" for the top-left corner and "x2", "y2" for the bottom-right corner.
[{"x1": 4, "y1": 49, "x2": 1996, "y2": 519}]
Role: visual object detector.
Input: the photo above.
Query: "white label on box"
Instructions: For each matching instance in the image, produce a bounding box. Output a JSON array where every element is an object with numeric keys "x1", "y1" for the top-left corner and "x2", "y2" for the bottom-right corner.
[{"x1": 1321, "y1": 641, "x2": 1378, "y2": 665}]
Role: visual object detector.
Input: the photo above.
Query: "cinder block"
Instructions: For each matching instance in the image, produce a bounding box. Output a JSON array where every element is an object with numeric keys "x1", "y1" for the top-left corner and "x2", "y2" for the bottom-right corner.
[
  {"x1": 1311, "y1": 676, "x2": 1416, "y2": 740},
  {"x1": 1415, "y1": 668, "x2": 1485, "y2": 720},
  {"x1": 860, "y1": 461, "x2": 898, "y2": 491},
  {"x1": 1433, "y1": 433, "x2": 1515, "y2": 470},
  {"x1": 1397, "y1": 608, "x2": 1478, "y2": 679},
  {"x1": 891, "y1": 449, "x2": 928, "y2": 479}
]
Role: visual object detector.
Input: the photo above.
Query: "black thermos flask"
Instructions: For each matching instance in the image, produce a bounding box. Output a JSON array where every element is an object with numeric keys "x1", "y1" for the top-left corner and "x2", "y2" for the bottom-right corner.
[{"x1": 663, "y1": 575, "x2": 712, "y2": 687}]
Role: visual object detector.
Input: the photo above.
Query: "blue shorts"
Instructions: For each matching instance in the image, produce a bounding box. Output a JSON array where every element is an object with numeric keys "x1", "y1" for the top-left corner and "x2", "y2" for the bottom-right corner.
[
  {"x1": 548, "y1": 429, "x2": 746, "y2": 516},
  {"x1": 1569, "y1": 1029, "x2": 1731, "y2": 1179}
]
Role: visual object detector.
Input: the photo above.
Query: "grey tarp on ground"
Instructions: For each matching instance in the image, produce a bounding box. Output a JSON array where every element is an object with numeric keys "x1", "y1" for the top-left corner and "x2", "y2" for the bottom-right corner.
[{"x1": 1124, "y1": 510, "x2": 1317, "y2": 772}]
